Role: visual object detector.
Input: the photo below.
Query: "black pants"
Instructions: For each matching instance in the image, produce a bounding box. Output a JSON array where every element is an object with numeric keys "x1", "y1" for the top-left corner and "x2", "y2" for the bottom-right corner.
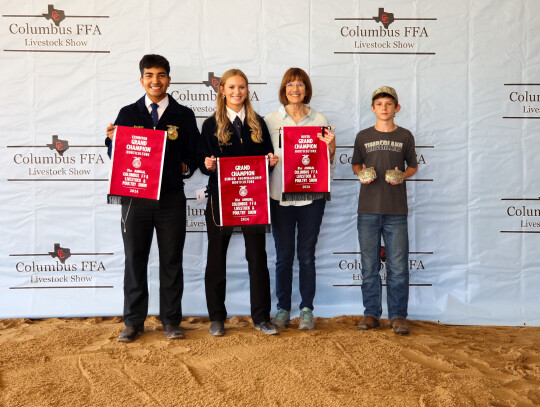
[
  {"x1": 204, "y1": 195, "x2": 271, "y2": 325},
  {"x1": 121, "y1": 190, "x2": 186, "y2": 326}
]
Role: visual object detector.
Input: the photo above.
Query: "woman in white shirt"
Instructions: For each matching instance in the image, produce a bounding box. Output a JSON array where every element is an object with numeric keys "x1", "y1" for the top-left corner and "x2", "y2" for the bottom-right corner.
[{"x1": 264, "y1": 68, "x2": 336, "y2": 330}]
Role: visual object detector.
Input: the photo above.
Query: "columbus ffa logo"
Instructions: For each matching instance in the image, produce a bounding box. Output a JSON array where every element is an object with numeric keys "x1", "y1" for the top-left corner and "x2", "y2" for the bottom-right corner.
[
  {"x1": 302, "y1": 155, "x2": 310, "y2": 165},
  {"x1": 239, "y1": 186, "x2": 248, "y2": 197},
  {"x1": 3, "y1": 4, "x2": 108, "y2": 54},
  {"x1": 46, "y1": 135, "x2": 70, "y2": 156},
  {"x1": 171, "y1": 73, "x2": 265, "y2": 119},
  {"x1": 48, "y1": 243, "x2": 72, "y2": 264},
  {"x1": 335, "y1": 8, "x2": 436, "y2": 55},
  {"x1": 10, "y1": 242, "x2": 112, "y2": 288},
  {"x1": 42, "y1": 4, "x2": 66, "y2": 26},
  {"x1": 202, "y1": 72, "x2": 221, "y2": 93},
  {"x1": 503, "y1": 84, "x2": 540, "y2": 119},
  {"x1": 167, "y1": 125, "x2": 179, "y2": 140},
  {"x1": 9, "y1": 133, "x2": 106, "y2": 181},
  {"x1": 373, "y1": 8, "x2": 395, "y2": 29}
]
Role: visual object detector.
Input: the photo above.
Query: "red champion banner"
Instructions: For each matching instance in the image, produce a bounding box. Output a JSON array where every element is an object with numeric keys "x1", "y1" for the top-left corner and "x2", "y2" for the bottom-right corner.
[
  {"x1": 217, "y1": 155, "x2": 270, "y2": 227},
  {"x1": 282, "y1": 126, "x2": 330, "y2": 200},
  {"x1": 108, "y1": 126, "x2": 167, "y2": 203}
]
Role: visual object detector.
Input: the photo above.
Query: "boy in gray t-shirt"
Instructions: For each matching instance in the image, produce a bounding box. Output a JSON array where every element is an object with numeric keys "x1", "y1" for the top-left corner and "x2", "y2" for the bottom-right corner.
[{"x1": 351, "y1": 86, "x2": 418, "y2": 335}]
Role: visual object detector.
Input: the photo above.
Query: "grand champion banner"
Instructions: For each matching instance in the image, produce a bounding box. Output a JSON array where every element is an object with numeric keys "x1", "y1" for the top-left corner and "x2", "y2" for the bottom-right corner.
[
  {"x1": 217, "y1": 155, "x2": 270, "y2": 227},
  {"x1": 282, "y1": 126, "x2": 330, "y2": 201},
  {"x1": 107, "y1": 126, "x2": 167, "y2": 204}
]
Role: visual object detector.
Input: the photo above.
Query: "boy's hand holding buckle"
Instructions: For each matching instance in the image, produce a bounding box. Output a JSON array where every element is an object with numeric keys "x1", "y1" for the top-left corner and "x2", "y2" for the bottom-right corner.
[{"x1": 385, "y1": 167, "x2": 404, "y2": 185}]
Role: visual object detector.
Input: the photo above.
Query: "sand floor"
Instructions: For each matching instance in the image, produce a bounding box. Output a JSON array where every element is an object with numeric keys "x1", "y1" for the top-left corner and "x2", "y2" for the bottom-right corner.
[{"x1": 0, "y1": 316, "x2": 539, "y2": 407}]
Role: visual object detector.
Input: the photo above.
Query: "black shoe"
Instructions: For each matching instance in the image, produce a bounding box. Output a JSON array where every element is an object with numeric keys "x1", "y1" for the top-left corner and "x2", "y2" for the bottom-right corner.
[
  {"x1": 118, "y1": 325, "x2": 144, "y2": 343},
  {"x1": 209, "y1": 321, "x2": 225, "y2": 337},
  {"x1": 163, "y1": 325, "x2": 185, "y2": 340},
  {"x1": 254, "y1": 321, "x2": 279, "y2": 335}
]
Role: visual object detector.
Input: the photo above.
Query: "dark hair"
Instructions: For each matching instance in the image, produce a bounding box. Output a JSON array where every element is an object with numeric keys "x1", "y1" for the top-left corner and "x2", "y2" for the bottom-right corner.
[
  {"x1": 371, "y1": 93, "x2": 398, "y2": 106},
  {"x1": 139, "y1": 54, "x2": 170, "y2": 77},
  {"x1": 278, "y1": 67, "x2": 313, "y2": 106}
]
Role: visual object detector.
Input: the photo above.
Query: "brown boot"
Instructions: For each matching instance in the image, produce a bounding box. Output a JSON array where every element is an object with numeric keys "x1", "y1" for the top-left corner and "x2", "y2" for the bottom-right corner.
[
  {"x1": 357, "y1": 316, "x2": 380, "y2": 330},
  {"x1": 390, "y1": 318, "x2": 409, "y2": 335}
]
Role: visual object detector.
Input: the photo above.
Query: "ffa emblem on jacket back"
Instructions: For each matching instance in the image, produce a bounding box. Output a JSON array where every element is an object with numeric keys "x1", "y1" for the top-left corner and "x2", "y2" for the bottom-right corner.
[{"x1": 167, "y1": 125, "x2": 179, "y2": 140}]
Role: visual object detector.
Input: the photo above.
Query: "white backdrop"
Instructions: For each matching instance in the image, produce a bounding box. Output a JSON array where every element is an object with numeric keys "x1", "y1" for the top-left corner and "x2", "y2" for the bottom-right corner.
[{"x1": 1, "y1": 0, "x2": 539, "y2": 325}]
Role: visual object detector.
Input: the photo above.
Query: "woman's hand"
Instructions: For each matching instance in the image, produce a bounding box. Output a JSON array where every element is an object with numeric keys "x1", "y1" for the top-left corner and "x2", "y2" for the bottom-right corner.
[{"x1": 318, "y1": 129, "x2": 336, "y2": 158}]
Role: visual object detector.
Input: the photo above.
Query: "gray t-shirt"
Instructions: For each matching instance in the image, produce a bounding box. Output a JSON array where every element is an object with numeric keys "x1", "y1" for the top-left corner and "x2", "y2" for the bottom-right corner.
[{"x1": 351, "y1": 126, "x2": 417, "y2": 215}]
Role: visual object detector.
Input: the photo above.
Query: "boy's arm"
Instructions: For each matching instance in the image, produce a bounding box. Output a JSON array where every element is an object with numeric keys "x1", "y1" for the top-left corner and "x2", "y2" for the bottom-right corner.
[
  {"x1": 352, "y1": 164, "x2": 363, "y2": 175},
  {"x1": 105, "y1": 108, "x2": 127, "y2": 158},
  {"x1": 181, "y1": 109, "x2": 200, "y2": 178},
  {"x1": 403, "y1": 165, "x2": 418, "y2": 180}
]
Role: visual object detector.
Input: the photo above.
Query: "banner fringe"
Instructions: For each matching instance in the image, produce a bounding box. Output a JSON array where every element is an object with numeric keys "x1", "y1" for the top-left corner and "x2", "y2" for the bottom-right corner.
[
  {"x1": 281, "y1": 192, "x2": 331, "y2": 202},
  {"x1": 219, "y1": 224, "x2": 271, "y2": 235},
  {"x1": 107, "y1": 194, "x2": 160, "y2": 209}
]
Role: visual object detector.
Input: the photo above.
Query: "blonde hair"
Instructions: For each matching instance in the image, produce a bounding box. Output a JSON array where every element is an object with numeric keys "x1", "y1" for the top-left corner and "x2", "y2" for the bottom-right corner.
[{"x1": 215, "y1": 69, "x2": 262, "y2": 144}]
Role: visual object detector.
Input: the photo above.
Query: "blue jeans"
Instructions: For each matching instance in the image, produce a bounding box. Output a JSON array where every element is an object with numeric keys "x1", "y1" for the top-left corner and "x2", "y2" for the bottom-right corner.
[
  {"x1": 271, "y1": 199, "x2": 326, "y2": 312},
  {"x1": 357, "y1": 214, "x2": 409, "y2": 321}
]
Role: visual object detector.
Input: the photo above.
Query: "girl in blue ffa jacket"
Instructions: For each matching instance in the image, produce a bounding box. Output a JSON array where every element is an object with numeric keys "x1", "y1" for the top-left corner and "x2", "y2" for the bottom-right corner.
[{"x1": 198, "y1": 68, "x2": 279, "y2": 336}]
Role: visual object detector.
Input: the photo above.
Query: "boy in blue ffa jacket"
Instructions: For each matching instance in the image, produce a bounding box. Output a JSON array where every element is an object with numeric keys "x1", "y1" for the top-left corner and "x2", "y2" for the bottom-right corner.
[{"x1": 105, "y1": 54, "x2": 199, "y2": 342}]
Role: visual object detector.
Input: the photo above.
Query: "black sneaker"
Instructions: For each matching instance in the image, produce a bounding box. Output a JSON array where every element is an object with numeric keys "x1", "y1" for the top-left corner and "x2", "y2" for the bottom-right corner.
[
  {"x1": 209, "y1": 321, "x2": 225, "y2": 337},
  {"x1": 163, "y1": 325, "x2": 185, "y2": 340},
  {"x1": 254, "y1": 321, "x2": 279, "y2": 335},
  {"x1": 118, "y1": 325, "x2": 144, "y2": 343}
]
